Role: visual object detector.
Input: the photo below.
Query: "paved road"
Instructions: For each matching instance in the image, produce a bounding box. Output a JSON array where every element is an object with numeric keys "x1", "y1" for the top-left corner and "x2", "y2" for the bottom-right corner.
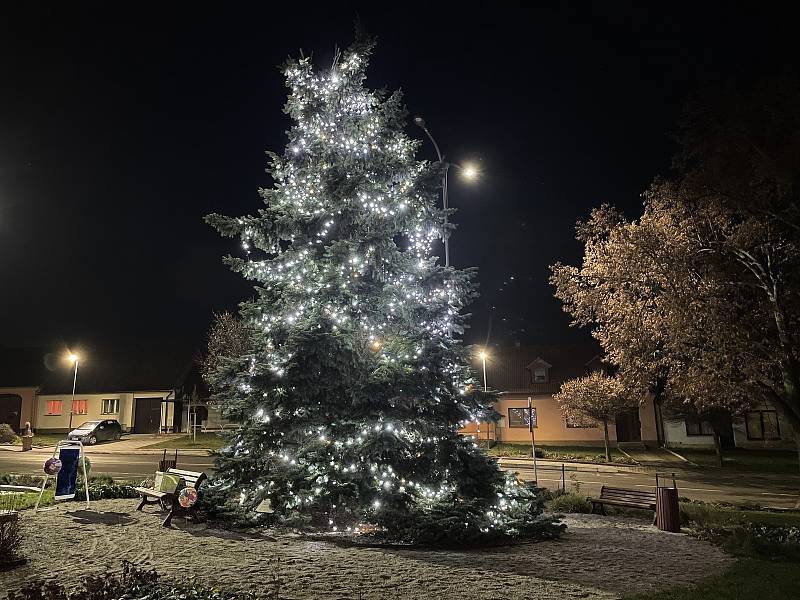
[
  {"x1": 502, "y1": 459, "x2": 800, "y2": 509},
  {"x1": 0, "y1": 450, "x2": 215, "y2": 481},
  {"x1": 2, "y1": 450, "x2": 797, "y2": 509}
]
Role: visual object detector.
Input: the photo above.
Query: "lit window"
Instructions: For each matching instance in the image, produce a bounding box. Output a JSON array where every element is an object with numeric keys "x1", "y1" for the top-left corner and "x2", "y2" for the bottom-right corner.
[
  {"x1": 745, "y1": 411, "x2": 781, "y2": 441},
  {"x1": 72, "y1": 399, "x2": 88, "y2": 415},
  {"x1": 46, "y1": 400, "x2": 63, "y2": 415},
  {"x1": 102, "y1": 399, "x2": 119, "y2": 414},
  {"x1": 508, "y1": 407, "x2": 536, "y2": 428}
]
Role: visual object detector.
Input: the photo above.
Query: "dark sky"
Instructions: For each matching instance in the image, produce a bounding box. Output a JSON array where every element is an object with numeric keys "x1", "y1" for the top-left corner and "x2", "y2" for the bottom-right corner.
[{"x1": 1, "y1": 3, "x2": 796, "y2": 355}]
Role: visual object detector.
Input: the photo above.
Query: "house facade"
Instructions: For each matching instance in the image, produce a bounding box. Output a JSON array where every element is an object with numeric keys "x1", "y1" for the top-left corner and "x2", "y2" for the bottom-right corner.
[
  {"x1": 462, "y1": 344, "x2": 796, "y2": 451},
  {"x1": 662, "y1": 399, "x2": 795, "y2": 450},
  {"x1": 461, "y1": 345, "x2": 659, "y2": 447},
  {"x1": 0, "y1": 347, "x2": 196, "y2": 434}
]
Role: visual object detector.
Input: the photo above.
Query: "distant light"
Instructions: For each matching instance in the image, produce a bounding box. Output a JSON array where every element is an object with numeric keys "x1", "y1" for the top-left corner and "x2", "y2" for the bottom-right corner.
[
  {"x1": 462, "y1": 164, "x2": 479, "y2": 180},
  {"x1": 68, "y1": 353, "x2": 79, "y2": 363}
]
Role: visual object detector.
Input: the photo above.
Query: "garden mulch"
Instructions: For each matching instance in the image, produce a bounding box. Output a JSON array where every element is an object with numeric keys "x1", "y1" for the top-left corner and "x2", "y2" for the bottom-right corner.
[{"x1": 1, "y1": 499, "x2": 732, "y2": 599}]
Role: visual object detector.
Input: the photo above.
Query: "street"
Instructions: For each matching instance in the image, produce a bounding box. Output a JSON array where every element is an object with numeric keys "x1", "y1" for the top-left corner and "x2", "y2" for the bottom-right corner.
[
  {"x1": 1, "y1": 450, "x2": 797, "y2": 509},
  {"x1": 0, "y1": 449, "x2": 215, "y2": 481},
  {"x1": 502, "y1": 459, "x2": 800, "y2": 509}
]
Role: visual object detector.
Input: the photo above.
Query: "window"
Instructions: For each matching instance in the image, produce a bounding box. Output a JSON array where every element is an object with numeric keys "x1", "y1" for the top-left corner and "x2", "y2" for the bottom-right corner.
[
  {"x1": 72, "y1": 399, "x2": 88, "y2": 415},
  {"x1": 508, "y1": 407, "x2": 536, "y2": 428},
  {"x1": 685, "y1": 416, "x2": 714, "y2": 436},
  {"x1": 46, "y1": 400, "x2": 63, "y2": 415},
  {"x1": 102, "y1": 398, "x2": 119, "y2": 414},
  {"x1": 745, "y1": 411, "x2": 781, "y2": 440},
  {"x1": 533, "y1": 367, "x2": 548, "y2": 383}
]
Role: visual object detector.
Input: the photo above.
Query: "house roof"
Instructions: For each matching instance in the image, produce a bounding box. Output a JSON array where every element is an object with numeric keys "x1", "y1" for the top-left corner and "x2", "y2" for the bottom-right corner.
[
  {"x1": 472, "y1": 343, "x2": 603, "y2": 395},
  {"x1": 0, "y1": 346, "x2": 195, "y2": 395}
]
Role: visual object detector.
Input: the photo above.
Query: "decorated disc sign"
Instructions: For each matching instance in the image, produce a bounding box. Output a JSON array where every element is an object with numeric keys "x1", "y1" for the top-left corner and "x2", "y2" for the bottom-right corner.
[
  {"x1": 44, "y1": 457, "x2": 63, "y2": 476},
  {"x1": 178, "y1": 487, "x2": 198, "y2": 508}
]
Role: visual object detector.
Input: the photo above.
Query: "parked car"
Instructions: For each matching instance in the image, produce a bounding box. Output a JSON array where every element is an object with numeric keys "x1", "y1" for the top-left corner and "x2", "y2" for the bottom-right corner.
[{"x1": 68, "y1": 419, "x2": 123, "y2": 445}]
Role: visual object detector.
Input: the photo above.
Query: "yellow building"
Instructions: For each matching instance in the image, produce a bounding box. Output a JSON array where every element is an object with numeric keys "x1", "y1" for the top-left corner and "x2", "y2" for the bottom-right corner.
[{"x1": 462, "y1": 344, "x2": 659, "y2": 447}]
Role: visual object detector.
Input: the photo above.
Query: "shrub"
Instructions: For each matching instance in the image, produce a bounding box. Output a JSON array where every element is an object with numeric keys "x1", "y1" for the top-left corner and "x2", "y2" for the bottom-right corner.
[
  {"x1": 0, "y1": 473, "x2": 44, "y2": 488},
  {"x1": 0, "y1": 423, "x2": 17, "y2": 444},
  {"x1": 7, "y1": 561, "x2": 276, "y2": 600},
  {"x1": 547, "y1": 492, "x2": 592, "y2": 514},
  {"x1": 0, "y1": 516, "x2": 23, "y2": 567},
  {"x1": 691, "y1": 523, "x2": 800, "y2": 561}
]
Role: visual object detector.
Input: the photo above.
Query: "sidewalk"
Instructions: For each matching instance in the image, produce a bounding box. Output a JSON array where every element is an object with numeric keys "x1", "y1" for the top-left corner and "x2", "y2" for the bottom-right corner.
[{"x1": 498, "y1": 456, "x2": 690, "y2": 476}]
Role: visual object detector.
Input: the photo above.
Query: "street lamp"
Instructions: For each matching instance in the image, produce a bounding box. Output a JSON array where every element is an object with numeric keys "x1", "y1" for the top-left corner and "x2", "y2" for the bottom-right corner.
[
  {"x1": 67, "y1": 353, "x2": 79, "y2": 430},
  {"x1": 413, "y1": 116, "x2": 479, "y2": 267},
  {"x1": 479, "y1": 350, "x2": 488, "y2": 391}
]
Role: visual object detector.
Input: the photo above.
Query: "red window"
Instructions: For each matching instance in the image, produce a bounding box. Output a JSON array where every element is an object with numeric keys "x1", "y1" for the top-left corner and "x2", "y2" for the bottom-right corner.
[
  {"x1": 46, "y1": 400, "x2": 63, "y2": 415},
  {"x1": 72, "y1": 399, "x2": 88, "y2": 415}
]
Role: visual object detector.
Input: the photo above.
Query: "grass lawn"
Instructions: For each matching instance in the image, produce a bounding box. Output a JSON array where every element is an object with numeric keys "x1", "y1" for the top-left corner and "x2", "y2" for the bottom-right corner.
[
  {"x1": 4, "y1": 433, "x2": 68, "y2": 447},
  {"x1": 674, "y1": 448, "x2": 799, "y2": 474},
  {"x1": 487, "y1": 442, "x2": 636, "y2": 464},
  {"x1": 680, "y1": 501, "x2": 800, "y2": 528},
  {"x1": 625, "y1": 558, "x2": 800, "y2": 600},
  {"x1": 141, "y1": 432, "x2": 227, "y2": 450}
]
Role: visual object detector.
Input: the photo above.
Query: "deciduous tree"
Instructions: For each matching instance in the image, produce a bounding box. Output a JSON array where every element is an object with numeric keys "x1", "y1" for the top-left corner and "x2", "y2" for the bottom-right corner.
[{"x1": 554, "y1": 372, "x2": 637, "y2": 462}]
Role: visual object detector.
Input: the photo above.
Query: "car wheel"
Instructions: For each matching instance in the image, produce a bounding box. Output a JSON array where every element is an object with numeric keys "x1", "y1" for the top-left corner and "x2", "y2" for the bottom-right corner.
[
  {"x1": 88, "y1": 435, "x2": 97, "y2": 446},
  {"x1": 113, "y1": 431, "x2": 121, "y2": 441}
]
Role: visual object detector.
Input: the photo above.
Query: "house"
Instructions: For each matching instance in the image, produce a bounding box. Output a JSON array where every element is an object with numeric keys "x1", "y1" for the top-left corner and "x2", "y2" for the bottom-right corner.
[
  {"x1": 0, "y1": 346, "x2": 195, "y2": 434},
  {"x1": 462, "y1": 344, "x2": 659, "y2": 447},
  {"x1": 661, "y1": 400, "x2": 795, "y2": 450}
]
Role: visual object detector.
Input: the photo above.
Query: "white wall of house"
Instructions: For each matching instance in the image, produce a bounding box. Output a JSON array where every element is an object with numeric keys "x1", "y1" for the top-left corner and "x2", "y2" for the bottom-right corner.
[
  {"x1": 36, "y1": 391, "x2": 172, "y2": 432},
  {"x1": 732, "y1": 401, "x2": 795, "y2": 449},
  {"x1": 663, "y1": 418, "x2": 716, "y2": 448}
]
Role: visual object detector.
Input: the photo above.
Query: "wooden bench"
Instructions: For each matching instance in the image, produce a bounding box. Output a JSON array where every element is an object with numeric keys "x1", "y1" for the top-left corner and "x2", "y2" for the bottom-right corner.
[
  {"x1": 135, "y1": 468, "x2": 207, "y2": 527},
  {"x1": 590, "y1": 485, "x2": 656, "y2": 516}
]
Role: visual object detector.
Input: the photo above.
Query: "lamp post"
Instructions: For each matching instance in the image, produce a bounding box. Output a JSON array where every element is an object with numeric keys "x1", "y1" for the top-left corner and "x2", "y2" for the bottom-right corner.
[
  {"x1": 67, "y1": 353, "x2": 80, "y2": 430},
  {"x1": 478, "y1": 350, "x2": 489, "y2": 445},
  {"x1": 479, "y1": 350, "x2": 488, "y2": 391},
  {"x1": 413, "y1": 116, "x2": 479, "y2": 268}
]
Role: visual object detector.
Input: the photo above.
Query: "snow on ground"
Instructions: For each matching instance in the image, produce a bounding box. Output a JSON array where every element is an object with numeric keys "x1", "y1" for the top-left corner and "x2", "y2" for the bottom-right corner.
[{"x1": 2, "y1": 499, "x2": 732, "y2": 599}]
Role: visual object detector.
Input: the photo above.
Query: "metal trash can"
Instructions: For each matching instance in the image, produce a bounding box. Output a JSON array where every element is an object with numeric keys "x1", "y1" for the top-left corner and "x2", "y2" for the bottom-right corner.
[{"x1": 656, "y1": 487, "x2": 680, "y2": 532}]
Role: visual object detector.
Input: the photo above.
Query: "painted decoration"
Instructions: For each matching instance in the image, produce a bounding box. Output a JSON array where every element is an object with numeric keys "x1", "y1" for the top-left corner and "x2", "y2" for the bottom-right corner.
[
  {"x1": 44, "y1": 458, "x2": 63, "y2": 476},
  {"x1": 177, "y1": 486, "x2": 198, "y2": 508},
  {"x1": 55, "y1": 447, "x2": 80, "y2": 500}
]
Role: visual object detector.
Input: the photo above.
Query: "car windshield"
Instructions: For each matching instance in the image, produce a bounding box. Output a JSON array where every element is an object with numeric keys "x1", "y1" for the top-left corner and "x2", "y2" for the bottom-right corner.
[{"x1": 76, "y1": 421, "x2": 100, "y2": 429}]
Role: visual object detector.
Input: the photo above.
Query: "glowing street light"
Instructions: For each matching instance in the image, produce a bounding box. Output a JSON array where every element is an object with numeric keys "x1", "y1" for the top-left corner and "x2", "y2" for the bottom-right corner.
[
  {"x1": 66, "y1": 352, "x2": 80, "y2": 430},
  {"x1": 479, "y1": 350, "x2": 488, "y2": 391},
  {"x1": 461, "y1": 163, "x2": 479, "y2": 180},
  {"x1": 413, "y1": 116, "x2": 480, "y2": 267}
]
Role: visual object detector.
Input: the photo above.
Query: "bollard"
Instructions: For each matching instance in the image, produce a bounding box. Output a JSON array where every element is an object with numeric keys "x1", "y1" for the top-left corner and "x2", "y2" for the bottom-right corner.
[{"x1": 21, "y1": 421, "x2": 33, "y2": 452}]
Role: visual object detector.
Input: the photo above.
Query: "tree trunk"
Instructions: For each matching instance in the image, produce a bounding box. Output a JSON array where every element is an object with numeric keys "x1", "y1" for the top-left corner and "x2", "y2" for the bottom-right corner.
[
  {"x1": 712, "y1": 430, "x2": 723, "y2": 468},
  {"x1": 602, "y1": 419, "x2": 611, "y2": 463},
  {"x1": 795, "y1": 431, "x2": 800, "y2": 475}
]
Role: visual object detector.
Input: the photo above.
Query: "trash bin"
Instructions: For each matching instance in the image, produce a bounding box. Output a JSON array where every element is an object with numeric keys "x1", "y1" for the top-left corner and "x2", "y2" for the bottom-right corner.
[
  {"x1": 655, "y1": 487, "x2": 680, "y2": 532},
  {"x1": 21, "y1": 435, "x2": 33, "y2": 451}
]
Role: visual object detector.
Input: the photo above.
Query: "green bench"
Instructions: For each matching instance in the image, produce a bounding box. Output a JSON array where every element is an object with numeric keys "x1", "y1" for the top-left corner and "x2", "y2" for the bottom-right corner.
[{"x1": 135, "y1": 467, "x2": 206, "y2": 527}]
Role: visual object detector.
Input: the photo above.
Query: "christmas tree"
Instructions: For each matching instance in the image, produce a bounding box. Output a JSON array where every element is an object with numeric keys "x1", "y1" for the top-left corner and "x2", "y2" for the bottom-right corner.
[{"x1": 205, "y1": 33, "x2": 562, "y2": 544}]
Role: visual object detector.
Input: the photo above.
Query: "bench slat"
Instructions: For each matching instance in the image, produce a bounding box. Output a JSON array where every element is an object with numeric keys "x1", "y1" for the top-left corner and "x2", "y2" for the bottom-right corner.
[
  {"x1": 593, "y1": 485, "x2": 656, "y2": 512},
  {"x1": 593, "y1": 499, "x2": 655, "y2": 509},
  {"x1": 134, "y1": 487, "x2": 168, "y2": 498}
]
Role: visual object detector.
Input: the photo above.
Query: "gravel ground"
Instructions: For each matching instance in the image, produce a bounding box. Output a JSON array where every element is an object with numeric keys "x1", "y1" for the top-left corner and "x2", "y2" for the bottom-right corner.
[{"x1": 2, "y1": 500, "x2": 732, "y2": 599}]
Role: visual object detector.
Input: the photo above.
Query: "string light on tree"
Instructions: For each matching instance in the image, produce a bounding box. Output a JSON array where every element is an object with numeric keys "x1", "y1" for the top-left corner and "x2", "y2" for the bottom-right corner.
[{"x1": 203, "y1": 30, "x2": 562, "y2": 544}]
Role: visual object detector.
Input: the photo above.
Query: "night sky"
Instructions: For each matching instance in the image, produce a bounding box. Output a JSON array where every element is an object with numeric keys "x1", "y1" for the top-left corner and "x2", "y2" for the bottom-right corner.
[{"x1": 2, "y1": 3, "x2": 796, "y2": 356}]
